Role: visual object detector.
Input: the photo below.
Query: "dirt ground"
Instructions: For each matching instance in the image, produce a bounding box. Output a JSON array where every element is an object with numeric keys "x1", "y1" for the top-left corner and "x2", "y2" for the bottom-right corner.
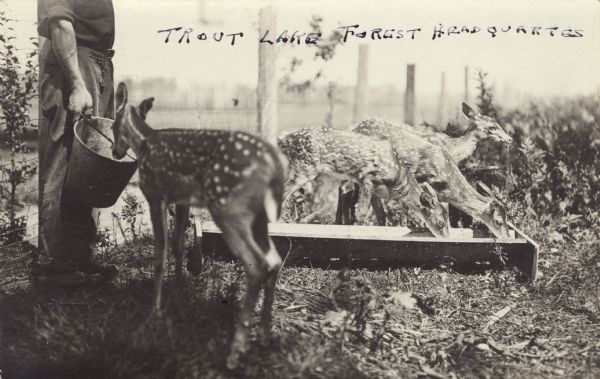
[{"x1": 1, "y1": 225, "x2": 599, "y2": 378}]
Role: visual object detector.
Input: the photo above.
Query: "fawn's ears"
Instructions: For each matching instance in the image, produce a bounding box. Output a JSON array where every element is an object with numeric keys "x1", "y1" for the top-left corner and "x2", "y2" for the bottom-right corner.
[
  {"x1": 137, "y1": 97, "x2": 155, "y2": 120},
  {"x1": 421, "y1": 182, "x2": 438, "y2": 198},
  {"x1": 419, "y1": 184, "x2": 436, "y2": 208},
  {"x1": 116, "y1": 82, "x2": 129, "y2": 113},
  {"x1": 462, "y1": 102, "x2": 479, "y2": 120},
  {"x1": 490, "y1": 200, "x2": 507, "y2": 224}
]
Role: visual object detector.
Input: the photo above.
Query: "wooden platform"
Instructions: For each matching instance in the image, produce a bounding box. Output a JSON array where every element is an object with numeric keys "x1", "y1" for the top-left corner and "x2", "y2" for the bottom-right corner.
[{"x1": 193, "y1": 221, "x2": 538, "y2": 281}]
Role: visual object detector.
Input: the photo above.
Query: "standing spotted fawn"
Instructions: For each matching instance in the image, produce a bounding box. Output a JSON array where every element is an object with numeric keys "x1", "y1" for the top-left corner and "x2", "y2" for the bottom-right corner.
[
  {"x1": 349, "y1": 104, "x2": 512, "y2": 228},
  {"x1": 278, "y1": 127, "x2": 449, "y2": 238},
  {"x1": 355, "y1": 103, "x2": 512, "y2": 164},
  {"x1": 110, "y1": 83, "x2": 287, "y2": 369},
  {"x1": 340, "y1": 129, "x2": 510, "y2": 238}
]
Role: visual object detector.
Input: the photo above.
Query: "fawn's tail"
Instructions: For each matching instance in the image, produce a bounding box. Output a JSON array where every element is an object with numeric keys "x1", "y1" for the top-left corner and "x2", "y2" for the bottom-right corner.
[{"x1": 264, "y1": 144, "x2": 288, "y2": 222}]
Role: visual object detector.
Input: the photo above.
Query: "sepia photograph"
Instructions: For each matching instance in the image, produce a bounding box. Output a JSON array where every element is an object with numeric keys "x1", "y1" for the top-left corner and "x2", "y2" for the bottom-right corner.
[{"x1": 0, "y1": 0, "x2": 599, "y2": 377}]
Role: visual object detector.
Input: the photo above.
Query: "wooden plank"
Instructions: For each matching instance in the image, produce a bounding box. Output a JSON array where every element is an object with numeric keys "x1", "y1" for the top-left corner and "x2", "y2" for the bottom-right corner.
[
  {"x1": 197, "y1": 221, "x2": 535, "y2": 280},
  {"x1": 475, "y1": 181, "x2": 539, "y2": 281},
  {"x1": 200, "y1": 221, "x2": 525, "y2": 243},
  {"x1": 257, "y1": 6, "x2": 278, "y2": 145},
  {"x1": 464, "y1": 66, "x2": 470, "y2": 103},
  {"x1": 438, "y1": 71, "x2": 447, "y2": 127},
  {"x1": 404, "y1": 64, "x2": 415, "y2": 125},
  {"x1": 507, "y1": 221, "x2": 539, "y2": 281},
  {"x1": 353, "y1": 44, "x2": 369, "y2": 123},
  {"x1": 201, "y1": 227, "x2": 530, "y2": 269}
]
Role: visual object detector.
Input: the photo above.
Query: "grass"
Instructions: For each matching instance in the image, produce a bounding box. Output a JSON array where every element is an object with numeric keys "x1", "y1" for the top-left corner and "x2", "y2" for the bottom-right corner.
[{"x1": 1, "y1": 221, "x2": 599, "y2": 378}]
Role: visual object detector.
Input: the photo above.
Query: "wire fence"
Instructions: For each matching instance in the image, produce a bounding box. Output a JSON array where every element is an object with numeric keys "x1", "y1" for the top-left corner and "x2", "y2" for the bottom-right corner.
[
  {"x1": 0, "y1": 157, "x2": 39, "y2": 169},
  {"x1": 0, "y1": 177, "x2": 36, "y2": 185},
  {"x1": 0, "y1": 235, "x2": 38, "y2": 250},
  {"x1": 0, "y1": 155, "x2": 39, "y2": 249},
  {"x1": 5, "y1": 18, "x2": 37, "y2": 23},
  {"x1": 0, "y1": 223, "x2": 38, "y2": 238},
  {"x1": 13, "y1": 187, "x2": 38, "y2": 196}
]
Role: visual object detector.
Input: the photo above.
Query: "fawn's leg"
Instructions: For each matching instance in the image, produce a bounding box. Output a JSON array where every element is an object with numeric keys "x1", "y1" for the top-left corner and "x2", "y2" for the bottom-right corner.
[
  {"x1": 335, "y1": 184, "x2": 345, "y2": 225},
  {"x1": 259, "y1": 236, "x2": 280, "y2": 346},
  {"x1": 282, "y1": 169, "x2": 315, "y2": 210},
  {"x1": 187, "y1": 217, "x2": 203, "y2": 276},
  {"x1": 370, "y1": 196, "x2": 387, "y2": 226},
  {"x1": 250, "y1": 207, "x2": 281, "y2": 345},
  {"x1": 213, "y1": 208, "x2": 272, "y2": 369},
  {"x1": 173, "y1": 204, "x2": 190, "y2": 283},
  {"x1": 347, "y1": 183, "x2": 360, "y2": 225},
  {"x1": 149, "y1": 199, "x2": 169, "y2": 313},
  {"x1": 336, "y1": 182, "x2": 357, "y2": 225}
]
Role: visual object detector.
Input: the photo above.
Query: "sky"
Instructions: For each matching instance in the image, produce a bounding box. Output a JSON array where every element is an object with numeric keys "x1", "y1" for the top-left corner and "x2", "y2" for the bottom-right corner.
[{"x1": 4, "y1": 0, "x2": 600, "y2": 98}]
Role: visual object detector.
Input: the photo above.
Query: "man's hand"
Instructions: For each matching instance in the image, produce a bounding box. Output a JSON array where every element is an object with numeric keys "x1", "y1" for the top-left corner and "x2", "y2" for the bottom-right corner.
[
  {"x1": 50, "y1": 19, "x2": 93, "y2": 117},
  {"x1": 69, "y1": 81, "x2": 93, "y2": 115}
]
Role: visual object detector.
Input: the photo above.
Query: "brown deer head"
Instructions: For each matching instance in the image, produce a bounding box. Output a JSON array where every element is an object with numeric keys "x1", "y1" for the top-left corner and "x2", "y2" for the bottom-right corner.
[
  {"x1": 480, "y1": 199, "x2": 509, "y2": 238},
  {"x1": 462, "y1": 103, "x2": 512, "y2": 146},
  {"x1": 111, "y1": 82, "x2": 154, "y2": 159},
  {"x1": 384, "y1": 176, "x2": 450, "y2": 238}
]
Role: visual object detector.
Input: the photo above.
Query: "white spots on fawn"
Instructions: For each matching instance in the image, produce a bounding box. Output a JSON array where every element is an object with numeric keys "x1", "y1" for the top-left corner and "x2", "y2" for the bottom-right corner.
[
  {"x1": 235, "y1": 142, "x2": 243, "y2": 150},
  {"x1": 242, "y1": 163, "x2": 257, "y2": 178},
  {"x1": 214, "y1": 176, "x2": 220, "y2": 183},
  {"x1": 214, "y1": 163, "x2": 220, "y2": 170},
  {"x1": 243, "y1": 149, "x2": 250, "y2": 156}
]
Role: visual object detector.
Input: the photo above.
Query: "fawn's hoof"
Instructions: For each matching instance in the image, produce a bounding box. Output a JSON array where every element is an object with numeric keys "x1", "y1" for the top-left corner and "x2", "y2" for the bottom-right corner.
[
  {"x1": 186, "y1": 253, "x2": 203, "y2": 276},
  {"x1": 226, "y1": 337, "x2": 249, "y2": 370},
  {"x1": 257, "y1": 327, "x2": 272, "y2": 347},
  {"x1": 226, "y1": 351, "x2": 242, "y2": 370},
  {"x1": 146, "y1": 306, "x2": 164, "y2": 322}
]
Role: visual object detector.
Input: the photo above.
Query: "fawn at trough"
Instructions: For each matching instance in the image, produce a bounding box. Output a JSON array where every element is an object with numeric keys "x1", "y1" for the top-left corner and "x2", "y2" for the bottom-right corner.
[
  {"x1": 354, "y1": 103, "x2": 512, "y2": 164},
  {"x1": 110, "y1": 82, "x2": 287, "y2": 369},
  {"x1": 338, "y1": 103, "x2": 512, "y2": 237},
  {"x1": 340, "y1": 128, "x2": 510, "y2": 238},
  {"x1": 278, "y1": 127, "x2": 449, "y2": 237}
]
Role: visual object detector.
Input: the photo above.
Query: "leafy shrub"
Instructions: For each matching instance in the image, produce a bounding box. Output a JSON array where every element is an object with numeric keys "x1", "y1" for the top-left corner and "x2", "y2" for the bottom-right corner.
[
  {"x1": 121, "y1": 192, "x2": 145, "y2": 241},
  {"x1": 0, "y1": 13, "x2": 38, "y2": 244},
  {"x1": 458, "y1": 70, "x2": 600, "y2": 235}
]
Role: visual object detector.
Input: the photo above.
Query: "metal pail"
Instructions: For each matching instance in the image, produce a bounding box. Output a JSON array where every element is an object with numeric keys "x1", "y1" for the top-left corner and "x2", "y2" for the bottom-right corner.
[{"x1": 63, "y1": 117, "x2": 138, "y2": 208}]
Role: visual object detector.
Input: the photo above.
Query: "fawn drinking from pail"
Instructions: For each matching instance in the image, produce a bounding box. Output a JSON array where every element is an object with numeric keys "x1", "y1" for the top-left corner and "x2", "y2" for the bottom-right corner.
[{"x1": 110, "y1": 82, "x2": 287, "y2": 369}]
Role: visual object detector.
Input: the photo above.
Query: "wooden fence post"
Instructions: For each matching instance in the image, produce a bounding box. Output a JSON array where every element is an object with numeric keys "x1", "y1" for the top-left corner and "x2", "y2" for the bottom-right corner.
[
  {"x1": 437, "y1": 71, "x2": 446, "y2": 129},
  {"x1": 257, "y1": 6, "x2": 278, "y2": 144},
  {"x1": 353, "y1": 45, "x2": 369, "y2": 123},
  {"x1": 404, "y1": 64, "x2": 415, "y2": 126},
  {"x1": 464, "y1": 66, "x2": 470, "y2": 104}
]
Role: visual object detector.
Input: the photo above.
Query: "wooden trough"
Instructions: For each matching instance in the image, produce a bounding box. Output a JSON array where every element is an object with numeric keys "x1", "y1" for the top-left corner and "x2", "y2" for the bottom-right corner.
[
  {"x1": 193, "y1": 220, "x2": 539, "y2": 282},
  {"x1": 191, "y1": 183, "x2": 538, "y2": 281}
]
